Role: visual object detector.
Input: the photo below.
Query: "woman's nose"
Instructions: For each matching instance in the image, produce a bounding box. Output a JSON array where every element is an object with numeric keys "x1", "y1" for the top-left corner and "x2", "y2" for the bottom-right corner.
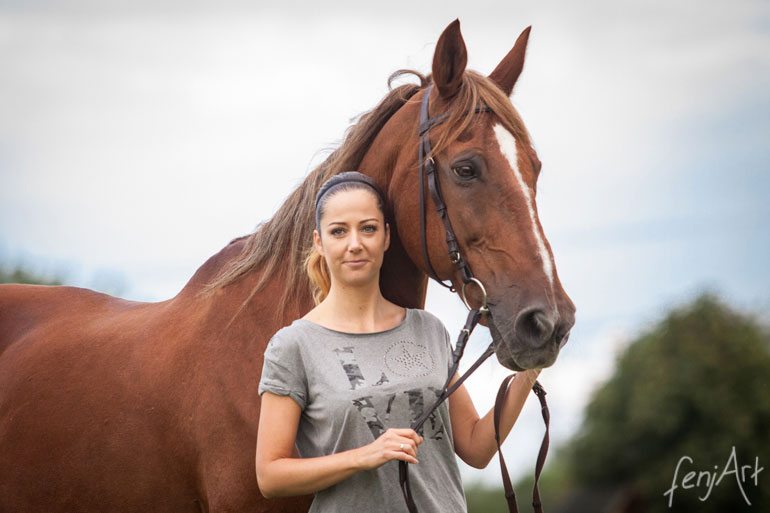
[{"x1": 348, "y1": 231, "x2": 363, "y2": 250}]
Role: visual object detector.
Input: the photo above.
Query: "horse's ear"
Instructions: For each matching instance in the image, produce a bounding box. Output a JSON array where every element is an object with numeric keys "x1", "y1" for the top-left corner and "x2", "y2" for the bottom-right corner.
[
  {"x1": 432, "y1": 19, "x2": 468, "y2": 100},
  {"x1": 489, "y1": 26, "x2": 532, "y2": 97}
]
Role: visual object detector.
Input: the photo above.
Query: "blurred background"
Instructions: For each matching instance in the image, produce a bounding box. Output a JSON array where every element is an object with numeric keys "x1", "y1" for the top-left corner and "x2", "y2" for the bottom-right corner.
[{"x1": 1, "y1": 1, "x2": 768, "y2": 511}]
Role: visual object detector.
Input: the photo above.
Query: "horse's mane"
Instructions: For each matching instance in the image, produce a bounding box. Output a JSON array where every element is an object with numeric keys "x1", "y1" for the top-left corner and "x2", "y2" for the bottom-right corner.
[{"x1": 202, "y1": 69, "x2": 532, "y2": 317}]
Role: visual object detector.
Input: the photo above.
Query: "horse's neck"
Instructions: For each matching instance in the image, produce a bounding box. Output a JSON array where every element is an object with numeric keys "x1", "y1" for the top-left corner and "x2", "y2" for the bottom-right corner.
[
  {"x1": 360, "y1": 103, "x2": 428, "y2": 309},
  {"x1": 172, "y1": 238, "x2": 311, "y2": 340}
]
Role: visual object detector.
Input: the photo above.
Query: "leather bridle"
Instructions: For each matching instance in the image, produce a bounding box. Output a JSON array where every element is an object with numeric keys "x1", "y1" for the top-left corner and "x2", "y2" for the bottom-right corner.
[{"x1": 398, "y1": 85, "x2": 551, "y2": 513}]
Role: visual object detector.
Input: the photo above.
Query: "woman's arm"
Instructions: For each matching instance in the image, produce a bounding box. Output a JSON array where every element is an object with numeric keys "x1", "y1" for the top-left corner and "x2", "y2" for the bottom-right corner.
[
  {"x1": 255, "y1": 392, "x2": 424, "y2": 498},
  {"x1": 448, "y1": 369, "x2": 541, "y2": 469}
]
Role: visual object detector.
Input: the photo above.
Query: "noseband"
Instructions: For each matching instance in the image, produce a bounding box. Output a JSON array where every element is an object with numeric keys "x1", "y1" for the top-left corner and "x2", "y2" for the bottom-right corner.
[{"x1": 398, "y1": 85, "x2": 551, "y2": 513}]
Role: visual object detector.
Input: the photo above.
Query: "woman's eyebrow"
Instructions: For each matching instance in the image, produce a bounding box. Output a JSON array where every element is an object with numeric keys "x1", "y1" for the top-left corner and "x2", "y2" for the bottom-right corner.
[{"x1": 327, "y1": 218, "x2": 379, "y2": 227}]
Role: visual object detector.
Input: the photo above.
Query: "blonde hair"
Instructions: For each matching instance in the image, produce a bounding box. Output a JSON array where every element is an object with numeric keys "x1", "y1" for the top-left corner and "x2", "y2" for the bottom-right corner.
[{"x1": 304, "y1": 246, "x2": 331, "y2": 304}]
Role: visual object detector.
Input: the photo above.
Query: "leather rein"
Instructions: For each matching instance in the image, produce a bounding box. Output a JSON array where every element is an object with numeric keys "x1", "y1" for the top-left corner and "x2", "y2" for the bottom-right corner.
[{"x1": 398, "y1": 85, "x2": 551, "y2": 513}]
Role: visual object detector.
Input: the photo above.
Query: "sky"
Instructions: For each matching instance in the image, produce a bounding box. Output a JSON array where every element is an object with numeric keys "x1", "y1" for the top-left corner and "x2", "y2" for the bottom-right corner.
[{"x1": 1, "y1": 0, "x2": 769, "y2": 488}]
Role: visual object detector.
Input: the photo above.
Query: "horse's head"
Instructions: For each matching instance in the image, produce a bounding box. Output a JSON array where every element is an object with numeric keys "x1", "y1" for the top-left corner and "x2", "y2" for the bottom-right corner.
[{"x1": 378, "y1": 20, "x2": 575, "y2": 370}]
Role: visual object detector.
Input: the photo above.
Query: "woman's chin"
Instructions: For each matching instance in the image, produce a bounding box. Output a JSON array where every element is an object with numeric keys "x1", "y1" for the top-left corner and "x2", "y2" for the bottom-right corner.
[{"x1": 336, "y1": 271, "x2": 379, "y2": 289}]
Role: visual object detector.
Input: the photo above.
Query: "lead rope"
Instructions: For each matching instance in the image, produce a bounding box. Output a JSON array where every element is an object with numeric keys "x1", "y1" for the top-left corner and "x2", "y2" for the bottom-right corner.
[{"x1": 494, "y1": 375, "x2": 550, "y2": 513}]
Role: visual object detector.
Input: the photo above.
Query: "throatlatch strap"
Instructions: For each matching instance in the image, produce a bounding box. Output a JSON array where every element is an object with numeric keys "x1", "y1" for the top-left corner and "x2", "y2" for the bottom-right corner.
[
  {"x1": 494, "y1": 376, "x2": 551, "y2": 513},
  {"x1": 418, "y1": 85, "x2": 451, "y2": 289},
  {"x1": 417, "y1": 85, "x2": 491, "y2": 289}
]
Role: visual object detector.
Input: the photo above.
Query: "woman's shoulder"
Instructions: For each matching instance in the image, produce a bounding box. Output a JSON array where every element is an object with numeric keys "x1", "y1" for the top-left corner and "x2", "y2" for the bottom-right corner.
[
  {"x1": 409, "y1": 307, "x2": 441, "y2": 322},
  {"x1": 267, "y1": 319, "x2": 314, "y2": 348},
  {"x1": 407, "y1": 308, "x2": 449, "y2": 334}
]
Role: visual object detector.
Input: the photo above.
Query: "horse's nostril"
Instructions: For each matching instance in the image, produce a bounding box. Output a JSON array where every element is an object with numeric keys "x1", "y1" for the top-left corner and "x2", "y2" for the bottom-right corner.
[
  {"x1": 532, "y1": 311, "x2": 553, "y2": 338},
  {"x1": 515, "y1": 307, "x2": 555, "y2": 349}
]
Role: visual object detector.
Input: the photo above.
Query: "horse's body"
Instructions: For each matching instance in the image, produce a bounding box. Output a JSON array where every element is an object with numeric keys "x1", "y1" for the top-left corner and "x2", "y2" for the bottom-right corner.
[
  {"x1": 0, "y1": 21, "x2": 575, "y2": 513},
  {"x1": 0, "y1": 244, "x2": 314, "y2": 511}
]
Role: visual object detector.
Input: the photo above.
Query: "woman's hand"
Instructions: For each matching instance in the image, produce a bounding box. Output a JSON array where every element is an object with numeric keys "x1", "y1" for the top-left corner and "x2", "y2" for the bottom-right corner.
[{"x1": 354, "y1": 428, "x2": 424, "y2": 470}]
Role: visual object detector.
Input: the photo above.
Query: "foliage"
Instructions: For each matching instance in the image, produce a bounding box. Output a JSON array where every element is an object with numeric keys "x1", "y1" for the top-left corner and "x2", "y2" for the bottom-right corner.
[
  {"x1": 465, "y1": 482, "x2": 510, "y2": 513},
  {"x1": 0, "y1": 264, "x2": 63, "y2": 286},
  {"x1": 563, "y1": 292, "x2": 770, "y2": 512}
]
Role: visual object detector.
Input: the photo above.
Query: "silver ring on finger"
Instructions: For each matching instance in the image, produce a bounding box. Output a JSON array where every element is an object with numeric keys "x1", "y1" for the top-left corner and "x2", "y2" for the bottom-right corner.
[{"x1": 399, "y1": 443, "x2": 404, "y2": 450}]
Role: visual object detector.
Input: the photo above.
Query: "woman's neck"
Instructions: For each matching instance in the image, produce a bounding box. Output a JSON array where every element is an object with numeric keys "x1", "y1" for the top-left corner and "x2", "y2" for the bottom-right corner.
[{"x1": 311, "y1": 280, "x2": 403, "y2": 332}]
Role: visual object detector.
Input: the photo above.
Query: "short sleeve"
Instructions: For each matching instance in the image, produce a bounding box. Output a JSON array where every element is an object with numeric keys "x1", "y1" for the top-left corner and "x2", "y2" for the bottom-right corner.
[{"x1": 258, "y1": 329, "x2": 308, "y2": 410}]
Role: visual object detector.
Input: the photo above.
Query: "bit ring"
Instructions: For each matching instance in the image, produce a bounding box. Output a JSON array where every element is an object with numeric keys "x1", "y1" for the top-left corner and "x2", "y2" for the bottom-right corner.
[{"x1": 461, "y1": 277, "x2": 489, "y2": 314}]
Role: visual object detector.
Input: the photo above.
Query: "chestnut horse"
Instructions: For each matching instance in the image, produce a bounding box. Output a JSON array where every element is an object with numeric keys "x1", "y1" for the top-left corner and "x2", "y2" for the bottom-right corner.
[{"x1": 0, "y1": 20, "x2": 575, "y2": 513}]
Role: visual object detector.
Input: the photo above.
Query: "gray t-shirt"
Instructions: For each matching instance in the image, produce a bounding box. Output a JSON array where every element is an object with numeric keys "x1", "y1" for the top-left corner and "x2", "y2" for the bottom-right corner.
[{"x1": 258, "y1": 308, "x2": 467, "y2": 513}]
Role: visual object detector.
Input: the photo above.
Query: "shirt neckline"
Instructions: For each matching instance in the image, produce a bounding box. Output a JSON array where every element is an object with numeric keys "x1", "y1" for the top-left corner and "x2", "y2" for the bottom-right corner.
[{"x1": 295, "y1": 307, "x2": 412, "y2": 336}]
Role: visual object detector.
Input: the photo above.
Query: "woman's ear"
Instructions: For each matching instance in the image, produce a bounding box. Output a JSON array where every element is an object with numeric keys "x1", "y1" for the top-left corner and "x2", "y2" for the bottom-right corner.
[
  {"x1": 313, "y1": 229, "x2": 324, "y2": 256},
  {"x1": 384, "y1": 222, "x2": 390, "y2": 252}
]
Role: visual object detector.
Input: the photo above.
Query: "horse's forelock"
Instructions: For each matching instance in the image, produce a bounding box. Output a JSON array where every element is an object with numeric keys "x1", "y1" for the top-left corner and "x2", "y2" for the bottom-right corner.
[{"x1": 430, "y1": 70, "x2": 532, "y2": 159}]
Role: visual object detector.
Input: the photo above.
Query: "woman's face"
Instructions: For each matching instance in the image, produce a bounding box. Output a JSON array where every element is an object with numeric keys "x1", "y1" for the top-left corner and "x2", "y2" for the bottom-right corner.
[{"x1": 314, "y1": 188, "x2": 389, "y2": 290}]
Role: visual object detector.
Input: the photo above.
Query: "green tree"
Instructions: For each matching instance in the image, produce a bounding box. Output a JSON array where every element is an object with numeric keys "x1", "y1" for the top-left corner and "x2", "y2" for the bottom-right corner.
[
  {"x1": 0, "y1": 264, "x2": 63, "y2": 285},
  {"x1": 564, "y1": 292, "x2": 770, "y2": 512}
]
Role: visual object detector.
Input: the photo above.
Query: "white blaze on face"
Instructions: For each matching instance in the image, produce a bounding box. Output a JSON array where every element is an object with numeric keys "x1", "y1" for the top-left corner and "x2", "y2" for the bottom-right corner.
[{"x1": 492, "y1": 123, "x2": 554, "y2": 288}]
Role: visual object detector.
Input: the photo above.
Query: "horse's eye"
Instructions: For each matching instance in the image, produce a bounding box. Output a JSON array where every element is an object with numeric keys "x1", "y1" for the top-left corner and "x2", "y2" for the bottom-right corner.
[{"x1": 452, "y1": 165, "x2": 476, "y2": 179}]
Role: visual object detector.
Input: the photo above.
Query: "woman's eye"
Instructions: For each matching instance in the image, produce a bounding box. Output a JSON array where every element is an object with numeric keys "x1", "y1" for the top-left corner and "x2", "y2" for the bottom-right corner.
[
  {"x1": 363, "y1": 225, "x2": 377, "y2": 233},
  {"x1": 452, "y1": 165, "x2": 476, "y2": 179},
  {"x1": 331, "y1": 228, "x2": 345, "y2": 236}
]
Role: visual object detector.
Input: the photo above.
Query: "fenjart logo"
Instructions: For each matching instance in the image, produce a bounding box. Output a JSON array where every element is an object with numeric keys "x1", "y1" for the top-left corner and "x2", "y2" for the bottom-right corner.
[{"x1": 663, "y1": 446, "x2": 763, "y2": 507}]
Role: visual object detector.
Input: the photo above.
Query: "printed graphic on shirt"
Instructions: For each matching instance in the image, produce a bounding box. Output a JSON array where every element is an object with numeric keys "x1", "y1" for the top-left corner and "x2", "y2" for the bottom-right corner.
[
  {"x1": 385, "y1": 341, "x2": 435, "y2": 377},
  {"x1": 384, "y1": 393, "x2": 396, "y2": 423},
  {"x1": 426, "y1": 387, "x2": 445, "y2": 440},
  {"x1": 351, "y1": 390, "x2": 445, "y2": 440},
  {"x1": 351, "y1": 396, "x2": 386, "y2": 438},
  {"x1": 333, "y1": 346, "x2": 366, "y2": 390},
  {"x1": 334, "y1": 344, "x2": 446, "y2": 441},
  {"x1": 404, "y1": 389, "x2": 425, "y2": 435}
]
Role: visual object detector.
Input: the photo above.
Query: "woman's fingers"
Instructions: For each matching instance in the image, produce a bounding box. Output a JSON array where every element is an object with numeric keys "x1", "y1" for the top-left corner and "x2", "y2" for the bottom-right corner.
[
  {"x1": 394, "y1": 438, "x2": 416, "y2": 457},
  {"x1": 387, "y1": 428, "x2": 424, "y2": 445},
  {"x1": 377, "y1": 428, "x2": 424, "y2": 464},
  {"x1": 394, "y1": 436, "x2": 424, "y2": 461},
  {"x1": 392, "y1": 444, "x2": 419, "y2": 464}
]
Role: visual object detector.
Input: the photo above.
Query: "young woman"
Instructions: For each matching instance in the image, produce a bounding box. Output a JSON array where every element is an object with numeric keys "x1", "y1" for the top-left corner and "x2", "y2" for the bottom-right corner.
[{"x1": 256, "y1": 171, "x2": 540, "y2": 512}]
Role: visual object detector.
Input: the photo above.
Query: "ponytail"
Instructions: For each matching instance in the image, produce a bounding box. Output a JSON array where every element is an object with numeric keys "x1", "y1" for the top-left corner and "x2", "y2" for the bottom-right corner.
[{"x1": 304, "y1": 245, "x2": 331, "y2": 305}]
